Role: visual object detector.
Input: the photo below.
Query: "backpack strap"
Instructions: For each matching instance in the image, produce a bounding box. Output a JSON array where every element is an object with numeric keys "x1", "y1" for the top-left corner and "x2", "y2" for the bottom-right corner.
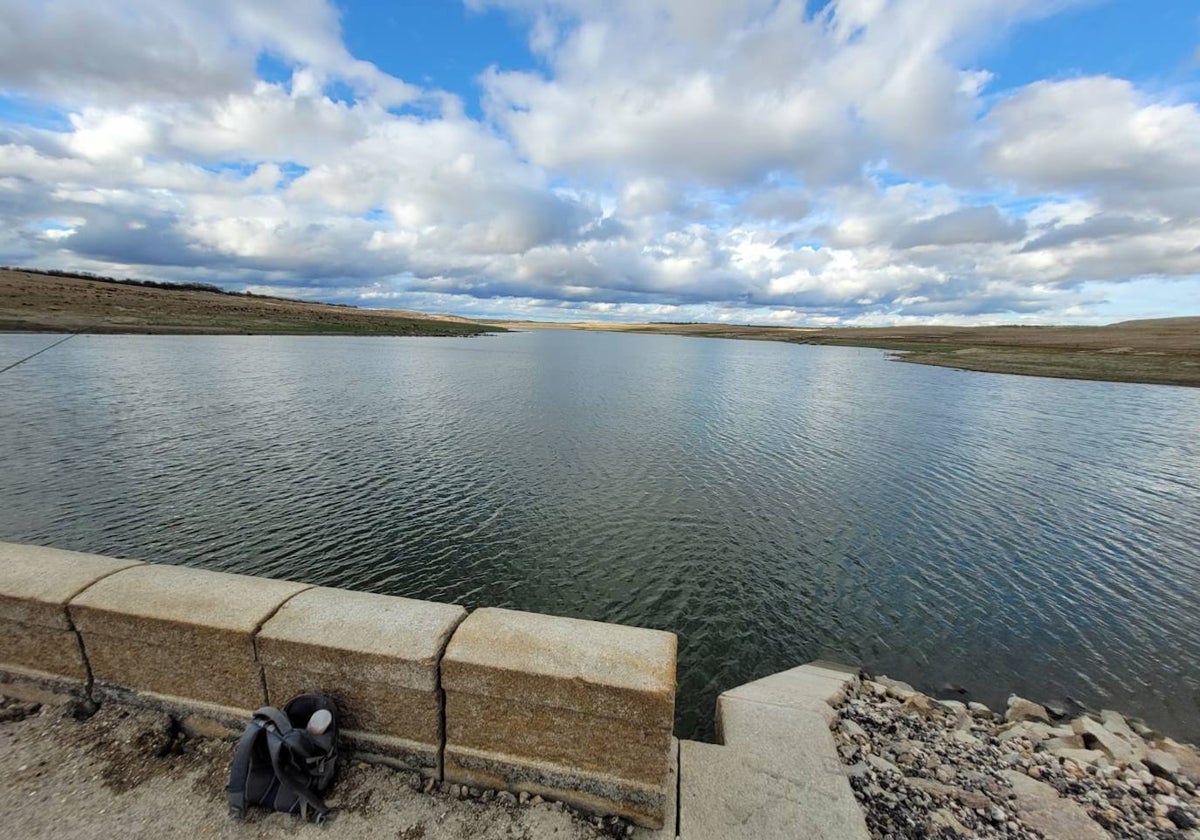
[
  {"x1": 264, "y1": 727, "x2": 331, "y2": 823},
  {"x1": 254, "y1": 706, "x2": 293, "y2": 734},
  {"x1": 228, "y1": 716, "x2": 274, "y2": 818}
]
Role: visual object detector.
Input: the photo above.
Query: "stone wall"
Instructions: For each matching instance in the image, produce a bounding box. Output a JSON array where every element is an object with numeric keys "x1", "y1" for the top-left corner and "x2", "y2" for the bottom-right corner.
[{"x1": 0, "y1": 542, "x2": 676, "y2": 829}]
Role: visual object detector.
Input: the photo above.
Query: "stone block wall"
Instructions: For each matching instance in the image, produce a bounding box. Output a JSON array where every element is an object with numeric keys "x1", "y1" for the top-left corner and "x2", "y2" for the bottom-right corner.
[
  {"x1": 0, "y1": 542, "x2": 677, "y2": 828},
  {"x1": 442, "y1": 607, "x2": 677, "y2": 828}
]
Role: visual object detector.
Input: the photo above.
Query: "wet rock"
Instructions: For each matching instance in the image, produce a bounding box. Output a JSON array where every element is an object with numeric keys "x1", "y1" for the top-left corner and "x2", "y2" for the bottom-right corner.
[{"x1": 1006, "y1": 696, "x2": 1051, "y2": 724}]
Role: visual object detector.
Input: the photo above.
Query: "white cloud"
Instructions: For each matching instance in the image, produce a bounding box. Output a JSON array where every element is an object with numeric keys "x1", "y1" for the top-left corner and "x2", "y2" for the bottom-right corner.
[{"x1": 0, "y1": 0, "x2": 1196, "y2": 325}]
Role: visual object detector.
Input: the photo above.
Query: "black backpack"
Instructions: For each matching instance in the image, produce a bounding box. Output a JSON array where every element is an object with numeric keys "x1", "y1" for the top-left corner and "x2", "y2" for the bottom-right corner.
[{"x1": 227, "y1": 694, "x2": 339, "y2": 823}]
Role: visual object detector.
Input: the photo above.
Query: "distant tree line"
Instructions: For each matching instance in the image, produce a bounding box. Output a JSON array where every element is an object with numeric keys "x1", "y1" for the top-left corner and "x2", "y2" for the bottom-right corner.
[{"x1": 2, "y1": 266, "x2": 355, "y2": 308}]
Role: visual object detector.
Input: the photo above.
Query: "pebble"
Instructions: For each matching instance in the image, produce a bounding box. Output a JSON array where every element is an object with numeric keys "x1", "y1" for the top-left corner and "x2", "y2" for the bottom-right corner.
[{"x1": 832, "y1": 677, "x2": 1200, "y2": 840}]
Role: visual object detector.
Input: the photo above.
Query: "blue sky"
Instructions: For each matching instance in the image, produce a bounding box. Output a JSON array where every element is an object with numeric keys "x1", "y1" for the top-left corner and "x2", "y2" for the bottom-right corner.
[{"x1": 0, "y1": 0, "x2": 1197, "y2": 325}]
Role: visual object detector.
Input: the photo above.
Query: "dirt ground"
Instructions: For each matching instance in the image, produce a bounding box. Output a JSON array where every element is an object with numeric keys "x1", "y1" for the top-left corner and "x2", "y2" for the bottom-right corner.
[
  {"x1": 0, "y1": 270, "x2": 495, "y2": 337},
  {"x1": 0, "y1": 698, "x2": 613, "y2": 840}
]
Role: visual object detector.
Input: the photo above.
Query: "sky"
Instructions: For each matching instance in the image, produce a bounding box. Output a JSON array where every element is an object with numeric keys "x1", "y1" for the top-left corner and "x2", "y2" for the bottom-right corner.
[{"x1": 0, "y1": 1, "x2": 1198, "y2": 326}]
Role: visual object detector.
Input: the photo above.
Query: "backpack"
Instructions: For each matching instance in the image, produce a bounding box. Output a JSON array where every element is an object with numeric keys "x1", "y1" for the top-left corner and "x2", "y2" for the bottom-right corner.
[{"x1": 227, "y1": 694, "x2": 339, "y2": 824}]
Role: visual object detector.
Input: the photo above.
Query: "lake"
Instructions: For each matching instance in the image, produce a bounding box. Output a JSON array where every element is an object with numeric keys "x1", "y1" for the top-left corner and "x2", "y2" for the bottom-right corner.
[{"x1": 1, "y1": 329, "x2": 1198, "y2": 742}]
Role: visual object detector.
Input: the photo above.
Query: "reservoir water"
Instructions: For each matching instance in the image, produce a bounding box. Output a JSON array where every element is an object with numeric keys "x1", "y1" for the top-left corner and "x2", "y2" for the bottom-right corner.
[{"x1": 1, "y1": 329, "x2": 1198, "y2": 742}]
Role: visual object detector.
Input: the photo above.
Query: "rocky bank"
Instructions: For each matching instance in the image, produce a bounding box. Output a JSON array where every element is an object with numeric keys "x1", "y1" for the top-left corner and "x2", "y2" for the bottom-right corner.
[{"x1": 832, "y1": 676, "x2": 1200, "y2": 839}]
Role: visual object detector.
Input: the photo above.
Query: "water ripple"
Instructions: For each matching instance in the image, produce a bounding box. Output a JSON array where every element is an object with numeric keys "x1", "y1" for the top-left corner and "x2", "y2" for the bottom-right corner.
[{"x1": 1, "y1": 331, "x2": 1198, "y2": 742}]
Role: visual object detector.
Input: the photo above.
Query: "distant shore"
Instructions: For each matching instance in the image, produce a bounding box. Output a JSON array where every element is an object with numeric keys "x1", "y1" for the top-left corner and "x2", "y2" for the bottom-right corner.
[
  {"x1": 491, "y1": 319, "x2": 1200, "y2": 387},
  {"x1": 0, "y1": 269, "x2": 500, "y2": 338}
]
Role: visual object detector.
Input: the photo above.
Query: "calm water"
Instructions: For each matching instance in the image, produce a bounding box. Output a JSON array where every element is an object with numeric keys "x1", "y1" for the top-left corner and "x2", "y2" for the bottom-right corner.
[{"x1": 2, "y1": 330, "x2": 1198, "y2": 742}]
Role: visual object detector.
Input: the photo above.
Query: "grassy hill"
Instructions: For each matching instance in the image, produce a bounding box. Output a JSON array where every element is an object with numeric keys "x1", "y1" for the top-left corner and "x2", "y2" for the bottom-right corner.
[{"x1": 0, "y1": 269, "x2": 501, "y2": 337}]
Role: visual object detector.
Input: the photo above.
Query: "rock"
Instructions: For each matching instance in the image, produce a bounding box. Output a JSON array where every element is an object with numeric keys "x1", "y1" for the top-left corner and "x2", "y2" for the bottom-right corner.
[
  {"x1": 1044, "y1": 734, "x2": 1085, "y2": 751},
  {"x1": 906, "y1": 778, "x2": 956, "y2": 798},
  {"x1": 1169, "y1": 807, "x2": 1198, "y2": 829},
  {"x1": 862, "y1": 680, "x2": 887, "y2": 698},
  {"x1": 876, "y1": 675, "x2": 915, "y2": 693},
  {"x1": 1153, "y1": 777, "x2": 1175, "y2": 795},
  {"x1": 1146, "y1": 749, "x2": 1182, "y2": 778},
  {"x1": 497, "y1": 790, "x2": 518, "y2": 805},
  {"x1": 530, "y1": 795, "x2": 544, "y2": 805},
  {"x1": 1000, "y1": 770, "x2": 1112, "y2": 840},
  {"x1": 1007, "y1": 696, "x2": 1052, "y2": 724},
  {"x1": 1050, "y1": 747, "x2": 1107, "y2": 766},
  {"x1": 935, "y1": 765, "x2": 956, "y2": 784},
  {"x1": 968, "y1": 701, "x2": 992, "y2": 718},
  {"x1": 951, "y1": 730, "x2": 981, "y2": 746},
  {"x1": 867, "y1": 755, "x2": 900, "y2": 775},
  {"x1": 839, "y1": 719, "x2": 867, "y2": 740},
  {"x1": 1072, "y1": 715, "x2": 1138, "y2": 764},
  {"x1": 876, "y1": 675, "x2": 916, "y2": 701},
  {"x1": 1154, "y1": 738, "x2": 1200, "y2": 780},
  {"x1": 1099, "y1": 710, "x2": 1139, "y2": 741},
  {"x1": 999, "y1": 721, "x2": 1049, "y2": 744},
  {"x1": 904, "y1": 693, "x2": 936, "y2": 716},
  {"x1": 929, "y1": 808, "x2": 969, "y2": 835}
]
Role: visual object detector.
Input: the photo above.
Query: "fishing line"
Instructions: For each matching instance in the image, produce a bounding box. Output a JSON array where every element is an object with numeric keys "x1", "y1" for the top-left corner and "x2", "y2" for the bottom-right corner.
[{"x1": 0, "y1": 332, "x2": 79, "y2": 376}]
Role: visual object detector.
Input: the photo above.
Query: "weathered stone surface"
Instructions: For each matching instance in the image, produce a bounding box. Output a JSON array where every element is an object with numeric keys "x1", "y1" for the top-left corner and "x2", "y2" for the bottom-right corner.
[
  {"x1": 258, "y1": 586, "x2": 466, "y2": 692},
  {"x1": 0, "y1": 620, "x2": 90, "y2": 684},
  {"x1": 631, "y1": 738, "x2": 678, "y2": 840},
  {"x1": 717, "y1": 663, "x2": 855, "y2": 726},
  {"x1": 1001, "y1": 770, "x2": 1111, "y2": 840},
  {"x1": 0, "y1": 542, "x2": 141, "y2": 629},
  {"x1": 70, "y1": 563, "x2": 310, "y2": 711},
  {"x1": 1006, "y1": 695, "x2": 1051, "y2": 724},
  {"x1": 0, "y1": 542, "x2": 142, "y2": 683},
  {"x1": 442, "y1": 607, "x2": 676, "y2": 828},
  {"x1": 442, "y1": 607, "x2": 676, "y2": 721},
  {"x1": 447, "y1": 691, "x2": 672, "y2": 786},
  {"x1": 444, "y1": 746, "x2": 667, "y2": 828},
  {"x1": 258, "y1": 585, "x2": 464, "y2": 772},
  {"x1": 682, "y1": 693, "x2": 869, "y2": 840}
]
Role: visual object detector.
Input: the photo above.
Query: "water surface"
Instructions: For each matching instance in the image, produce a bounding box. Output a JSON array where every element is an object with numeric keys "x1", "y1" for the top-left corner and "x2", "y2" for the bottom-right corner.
[{"x1": 1, "y1": 330, "x2": 1198, "y2": 741}]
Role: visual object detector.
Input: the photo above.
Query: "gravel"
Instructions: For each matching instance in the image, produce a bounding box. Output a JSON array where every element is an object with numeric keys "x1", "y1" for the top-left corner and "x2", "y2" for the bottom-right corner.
[{"x1": 832, "y1": 677, "x2": 1200, "y2": 840}]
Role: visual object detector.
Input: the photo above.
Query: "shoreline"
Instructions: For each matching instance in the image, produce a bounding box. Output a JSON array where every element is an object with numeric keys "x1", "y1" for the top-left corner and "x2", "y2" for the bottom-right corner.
[{"x1": 492, "y1": 320, "x2": 1200, "y2": 388}]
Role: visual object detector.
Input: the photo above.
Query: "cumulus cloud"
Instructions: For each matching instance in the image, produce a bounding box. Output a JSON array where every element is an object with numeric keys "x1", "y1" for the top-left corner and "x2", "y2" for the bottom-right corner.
[{"x1": 0, "y1": 0, "x2": 1196, "y2": 324}]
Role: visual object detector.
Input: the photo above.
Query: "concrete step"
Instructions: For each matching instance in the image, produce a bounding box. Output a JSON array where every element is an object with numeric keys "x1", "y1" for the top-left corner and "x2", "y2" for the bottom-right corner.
[{"x1": 677, "y1": 663, "x2": 869, "y2": 840}]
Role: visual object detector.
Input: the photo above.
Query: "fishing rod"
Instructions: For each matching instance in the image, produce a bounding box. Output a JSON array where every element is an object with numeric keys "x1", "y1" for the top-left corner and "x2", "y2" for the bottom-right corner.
[{"x1": 0, "y1": 332, "x2": 79, "y2": 376}]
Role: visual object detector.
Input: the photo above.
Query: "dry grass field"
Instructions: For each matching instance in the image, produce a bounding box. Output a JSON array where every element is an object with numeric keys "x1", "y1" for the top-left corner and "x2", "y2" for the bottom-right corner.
[{"x1": 0, "y1": 269, "x2": 498, "y2": 337}]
